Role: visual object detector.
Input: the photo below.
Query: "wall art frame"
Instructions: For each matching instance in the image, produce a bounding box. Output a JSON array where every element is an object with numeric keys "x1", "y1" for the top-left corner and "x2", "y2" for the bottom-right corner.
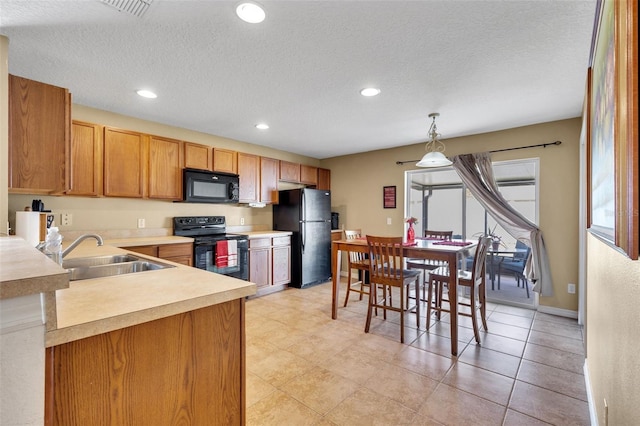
[
  {"x1": 587, "y1": 0, "x2": 638, "y2": 259},
  {"x1": 383, "y1": 186, "x2": 396, "y2": 209}
]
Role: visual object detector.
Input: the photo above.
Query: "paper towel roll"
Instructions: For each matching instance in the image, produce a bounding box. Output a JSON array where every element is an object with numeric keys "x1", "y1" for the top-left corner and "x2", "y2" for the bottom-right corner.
[{"x1": 15, "y1": 212, "x2": 44, "y2": 247}]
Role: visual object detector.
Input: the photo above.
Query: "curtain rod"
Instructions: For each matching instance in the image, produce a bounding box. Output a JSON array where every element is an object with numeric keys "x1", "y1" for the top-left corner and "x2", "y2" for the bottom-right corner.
[{"x1": 395, "y1": 140, "x2": 562, "y2": 165}]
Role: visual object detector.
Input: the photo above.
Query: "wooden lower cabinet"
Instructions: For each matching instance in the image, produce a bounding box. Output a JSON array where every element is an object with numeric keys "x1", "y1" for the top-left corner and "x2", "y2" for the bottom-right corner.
[
  {"x1": 45, "y1": 300, "x2": 245, "y2": 425},
  {"x1": 126, "y1": 242, "x2": 193, "y2": 266},
  {"x1": 249, "y1": 236, "x2": 291, "y2": 295}
]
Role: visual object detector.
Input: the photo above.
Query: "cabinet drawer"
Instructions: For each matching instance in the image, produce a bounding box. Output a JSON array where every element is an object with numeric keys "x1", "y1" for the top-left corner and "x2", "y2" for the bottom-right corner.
[
  {"x1": 249, "y1": 238, "x2": 271, "y2": 249},
  {"x1": 158, "y1": 243, "x2": 193, "y2": 258},
  {"x1": 272, "y1": 236, "x2": 291, "y2": 246}
]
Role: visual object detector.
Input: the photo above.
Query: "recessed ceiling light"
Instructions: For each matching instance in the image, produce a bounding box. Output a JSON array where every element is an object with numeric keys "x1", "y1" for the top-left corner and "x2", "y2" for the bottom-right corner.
[
  {"x1": 136, "y1": 89, "x2": 157, "y2": 99},
  {"x1": 360, "y1": 87, "x2": 381, "y2": 97},
  {"x1": 255, "y1": 123, "x2": 269, "y2": 130},
  {"x1": 236, "y1": 2, "x2": 265, "y2": 23}
]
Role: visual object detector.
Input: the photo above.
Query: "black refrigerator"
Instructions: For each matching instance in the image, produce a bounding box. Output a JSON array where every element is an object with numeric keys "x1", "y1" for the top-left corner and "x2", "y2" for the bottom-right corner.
[{"x1": 273, "y1": 188, "x2": 332, "y2": 288}]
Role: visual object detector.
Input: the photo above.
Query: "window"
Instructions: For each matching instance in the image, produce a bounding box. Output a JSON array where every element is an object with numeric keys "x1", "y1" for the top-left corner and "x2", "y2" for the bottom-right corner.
[{"x1": 405, "y1": 158, "x2": 538, "y2": 240}]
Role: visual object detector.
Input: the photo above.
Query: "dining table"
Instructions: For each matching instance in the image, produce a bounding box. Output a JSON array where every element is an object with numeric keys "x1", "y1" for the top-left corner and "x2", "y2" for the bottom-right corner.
[{"x1": 331, "y1": 237, "x2": 477, "y2": 356}]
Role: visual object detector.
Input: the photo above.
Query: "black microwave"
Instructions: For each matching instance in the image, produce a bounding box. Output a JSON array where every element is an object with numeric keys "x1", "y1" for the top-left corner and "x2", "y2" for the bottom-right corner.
[{"x1": 183, "y1": 169, "x2": 239, "y2": 204}]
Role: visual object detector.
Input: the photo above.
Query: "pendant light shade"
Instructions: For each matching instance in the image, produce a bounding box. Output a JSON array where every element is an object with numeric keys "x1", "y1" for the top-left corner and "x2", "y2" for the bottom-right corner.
[{"x1": 416, "y1": 113, "x2": 452, "y2": 168}]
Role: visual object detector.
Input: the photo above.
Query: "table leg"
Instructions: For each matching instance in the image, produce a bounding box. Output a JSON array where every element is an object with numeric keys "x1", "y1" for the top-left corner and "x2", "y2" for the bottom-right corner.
[
  {"x1": 449, "y1": 252, "x2": 458, "y2": 356},
  {"x1": 331, "y1": 243, "x2": 341, "y2": 319}
]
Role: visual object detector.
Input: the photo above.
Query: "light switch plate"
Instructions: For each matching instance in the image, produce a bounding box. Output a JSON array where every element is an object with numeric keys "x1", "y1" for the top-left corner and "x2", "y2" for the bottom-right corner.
[{"x1": 137, "y1": 218, "x2": 145, "y2": 228}]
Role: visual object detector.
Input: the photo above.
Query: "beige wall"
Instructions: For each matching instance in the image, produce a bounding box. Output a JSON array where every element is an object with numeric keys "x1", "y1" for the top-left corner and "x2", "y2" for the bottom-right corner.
[
  {"x1": 321, "y1": 118, "x2": 582, "y2": 312},
  {"x1": 586, "y1": 234, "x2": 640, "y2": 424}
]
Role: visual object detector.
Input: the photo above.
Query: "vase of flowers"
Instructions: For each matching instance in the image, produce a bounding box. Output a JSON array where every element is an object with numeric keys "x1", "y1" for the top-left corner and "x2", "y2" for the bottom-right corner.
[{"x1": 405, "y1": 217, "x2": 418, "y2": 242}]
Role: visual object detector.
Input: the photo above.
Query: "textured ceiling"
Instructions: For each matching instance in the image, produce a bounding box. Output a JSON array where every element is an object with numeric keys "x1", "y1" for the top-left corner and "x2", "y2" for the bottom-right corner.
[{"x1": 0, "y1": 0, "x2": 597, "y2": 159}]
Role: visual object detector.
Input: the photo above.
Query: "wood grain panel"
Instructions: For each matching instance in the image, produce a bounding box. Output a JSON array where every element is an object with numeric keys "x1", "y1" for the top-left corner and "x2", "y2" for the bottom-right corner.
[
  {"x1": 8, "y1": 74, "x2": 70, "y2": 194},
  {"x1": 184, "y1": 142, "x2": 212, "y2": 171},
  {"x1": 213, "y1": 148, "x2": 238, "y2": 174},
  {"x1": 260, "y1": 157, "x2": 279, "y2": 204},
  {"x1": 45, "y1": 301, "x2": 244, "y2": 425},
  {"x1": 238, "y1": 152, "x2": 259, "y2": 203},
  {"x1": 148, "y1": 135, "x2": 182, "y2": 200},
  {"x1": 103, "y1": 127, "x2": 146, "y2": 198},
  {"x1": 68, "y1": 120, "x2": 103, "y2": 196},
  {"x1": 300, "y1": 164, "x2": 318, "y2": 185}
]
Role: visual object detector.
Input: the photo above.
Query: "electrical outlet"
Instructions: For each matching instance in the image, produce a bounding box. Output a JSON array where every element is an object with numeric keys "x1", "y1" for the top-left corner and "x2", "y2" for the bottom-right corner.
[
  {"x1": 568, "y1": 283, "x2": 576, "y2": 294},
  {"x1": 387, "y1": 217, "x2": 392, "y2": 225},
  {"x1": 61, "y1": 213, "x2": 72, "y2": 226},
  {"x1": 137, "y1": 218, "x2": 145, "y2": 229},
  {"x1": 240, "y1": 217, "x2": 245, "y2": 225}
]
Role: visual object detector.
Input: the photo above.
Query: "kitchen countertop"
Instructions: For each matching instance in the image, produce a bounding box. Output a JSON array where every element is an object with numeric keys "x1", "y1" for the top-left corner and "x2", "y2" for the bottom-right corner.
[
  {"x1": 0, "y1": 236, "x2": 69, "y2": 300},
  {"x1": 2, "y1": 236, "x2": 256, "y2": 348},
  {"x1": 243, "y1": 231, "x2": 293, "y2": 239},
  {"x1": 47, "y1": 241, "x2": 256, "y2": 347}
]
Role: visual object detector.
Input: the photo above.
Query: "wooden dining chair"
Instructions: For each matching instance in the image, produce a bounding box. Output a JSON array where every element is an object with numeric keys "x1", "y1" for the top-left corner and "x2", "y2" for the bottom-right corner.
[
  {"x1": 426, "y1": 236, "x2": 491, "y2": 344},
  {"x1": 406, "y1": 230, "x2": 453, "y2": 302},
  {"x1": 343, "y1": 229, "x2": 370, "y2": 307},
  {"x1": 364, "y1": 235, "x2": 421, "y2": 343}
]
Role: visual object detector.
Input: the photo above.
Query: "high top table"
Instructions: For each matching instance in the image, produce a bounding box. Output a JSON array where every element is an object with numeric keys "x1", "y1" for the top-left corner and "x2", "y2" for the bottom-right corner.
[{"x1": 331, "y1": 237, "x2": 477, "y2": 356}]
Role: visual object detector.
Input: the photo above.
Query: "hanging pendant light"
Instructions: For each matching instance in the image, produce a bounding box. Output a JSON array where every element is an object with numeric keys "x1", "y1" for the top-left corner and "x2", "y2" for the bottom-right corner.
[{"x1": 416, "y1": 113, "x2": 453, "y2": 168}]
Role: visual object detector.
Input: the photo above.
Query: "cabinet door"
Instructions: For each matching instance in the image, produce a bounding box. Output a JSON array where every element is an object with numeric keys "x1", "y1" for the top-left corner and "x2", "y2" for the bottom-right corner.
[
  {"x1": 213, "y1": 148, "x2": 237, "y2": 174},
  {"x1": 300, "y1": 165, "x2": 318, "y2": 186},
  {"x1": 148, "y1": 135, "x2": 182, "y2": 200},
  {"x1": 8, "y1": 74, "x2": 70, "y2": 194},
  {"x1": 260, "y1": 157, "x2": 279, "y2": 204},
  {"x1": 159, "y1": 243, "x2": 193, "y2": 266},
  {"x1": 68, "y1": 121, "x2": 103, "y2": 196},
  {"x1": 237, "y1": 152, "x2": 259, "y2": 203},
  {"x1": 45, "y1": 301, "x2": 244, "y2": 425},
  {"x1": 104, "y1": 127, "x2": 146, "y2": 198},
  {"x1": 249, "y1": 238, "x2": 271, "y2": 288},
  {"x1": 272, "y1": 244, "x2": 291, "y2": 286},
  {"x1": 279, "y1": 160, "x2": 300, "y2": 183},
  {"x1": 184, "y1": 142, "x2": 212, "y2": 171},
  {"x1": 317, "y1": 168, "x2": 331, "y2": 191}
]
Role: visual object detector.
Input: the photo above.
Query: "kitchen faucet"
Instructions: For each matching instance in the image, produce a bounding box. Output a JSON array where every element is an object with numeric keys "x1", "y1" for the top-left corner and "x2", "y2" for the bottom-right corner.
[{"x1": 62, "y1": 234, "x2": 104, "y2": 258}]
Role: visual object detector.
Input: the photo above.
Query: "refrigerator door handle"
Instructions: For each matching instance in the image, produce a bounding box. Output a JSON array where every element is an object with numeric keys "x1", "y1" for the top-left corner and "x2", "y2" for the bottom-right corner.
[{"x1": 301, "y1": 221, "x2": 305, "y2": 253}]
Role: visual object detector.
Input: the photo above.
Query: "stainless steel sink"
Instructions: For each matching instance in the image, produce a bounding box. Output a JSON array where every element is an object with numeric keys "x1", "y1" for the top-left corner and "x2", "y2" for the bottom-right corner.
[
  {"x1": 62, "y1": 254, "x2": 142, "y2": 269},
  {"x1": 65, "y1": 257, "x2": 176, "y2": 281}
]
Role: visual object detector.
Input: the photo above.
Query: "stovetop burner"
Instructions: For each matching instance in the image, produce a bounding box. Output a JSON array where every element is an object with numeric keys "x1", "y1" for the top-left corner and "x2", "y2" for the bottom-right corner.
[{"x1": 173, "y1": 216, "x2": 246, "y2": 240}]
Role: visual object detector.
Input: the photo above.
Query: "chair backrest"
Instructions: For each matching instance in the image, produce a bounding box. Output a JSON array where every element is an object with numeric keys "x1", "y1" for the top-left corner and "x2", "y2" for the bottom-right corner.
[
  {"x1": 366, "y1": 235, "x2": 405, "y2": 286},
  {"x1": 345, "y1": 229, "x2": 366, "y2": 263},
  {"x1": 471, "y1": 236, "x2": 492, "y2": 284},
  {"x1": 514, "y1": 240, "x2": 531, "y2": 262},
  {"x1": 424, "y1": 230, "x2": 453, "y2": 240}
]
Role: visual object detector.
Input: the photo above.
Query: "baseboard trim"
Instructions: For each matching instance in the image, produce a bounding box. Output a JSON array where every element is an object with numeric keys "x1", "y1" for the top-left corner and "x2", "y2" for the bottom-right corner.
[
  {"x1": 536, "y1": 305, "x2": 578, "y2": 319},
  {"x1": 584, "y1": 359, "x2": 598, "y2": 426}
]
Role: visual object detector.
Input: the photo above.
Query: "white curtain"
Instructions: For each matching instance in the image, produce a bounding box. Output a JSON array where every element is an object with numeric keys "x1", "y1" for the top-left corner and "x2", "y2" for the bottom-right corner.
[{"x1": 452, "y1": 152, "x2": 554, "y2": 296}]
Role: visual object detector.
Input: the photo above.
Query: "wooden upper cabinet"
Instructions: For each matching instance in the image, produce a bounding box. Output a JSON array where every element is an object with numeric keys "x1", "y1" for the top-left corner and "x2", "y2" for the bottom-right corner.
[
  {"x1": 103, "y1": 127, "x2": 146, "y2": 198},
  {"x1": 317, "y1": 168, "x2": 331, "y2": 191},
  {"x1": 8, "y1": 74, "x2": 71, "y2": 194},
  {"x1": 279, "y1": 161, "x2": 300, "y2": 183},
  {"x1": 237, "y1": 152, "x2": 259, "y2": 203},
  {"x1": 213, "y1": 148, "x2": 237, "y2": 174},
  {"x1": 148, "y1": 135, "x2": 182, "y2": 200},
  {"x1": 260, "y1": 157, "x2": 279, "y2": 204},
  {"x1": 68, "y1": 121, "x2": 103, "y2": 196},
  {"x1": 184, "y1": 142, "x2": 212, "y2": 171},
  {"x1": 300, "y1": 165, "x2": 318, "y2": 186}
]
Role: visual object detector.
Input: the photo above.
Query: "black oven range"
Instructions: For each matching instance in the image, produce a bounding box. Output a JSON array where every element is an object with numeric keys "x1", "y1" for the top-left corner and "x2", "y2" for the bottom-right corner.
[{"x1": 173, "y1": 216, "x2": 248, "y2": 281}]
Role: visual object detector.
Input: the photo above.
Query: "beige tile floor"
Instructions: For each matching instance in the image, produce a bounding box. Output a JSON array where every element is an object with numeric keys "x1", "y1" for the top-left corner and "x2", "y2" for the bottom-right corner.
[{"x1": 245, "y1": 278, "x2": 590, "y2": 425}]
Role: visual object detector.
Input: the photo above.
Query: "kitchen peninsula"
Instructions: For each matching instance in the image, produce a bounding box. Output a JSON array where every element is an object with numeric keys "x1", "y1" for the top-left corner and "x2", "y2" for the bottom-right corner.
[{"x1": 0, "y1": 236, "x2": 256, "y2": 425}]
